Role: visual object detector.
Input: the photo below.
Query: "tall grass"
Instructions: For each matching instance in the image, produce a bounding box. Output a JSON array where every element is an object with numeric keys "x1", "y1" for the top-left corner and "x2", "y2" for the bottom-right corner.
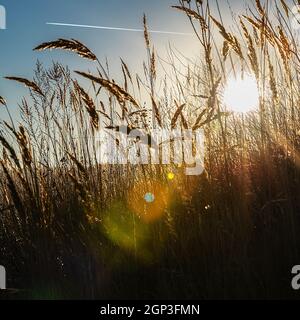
[{"x1": 0, "y1": 0, "x2": 300, "y2": 299}]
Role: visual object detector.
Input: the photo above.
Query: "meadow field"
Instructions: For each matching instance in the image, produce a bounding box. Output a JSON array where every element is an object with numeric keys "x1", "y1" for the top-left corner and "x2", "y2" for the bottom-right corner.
[{"x1": 0, "y1": 0, "x2": 300, "y2": 299}]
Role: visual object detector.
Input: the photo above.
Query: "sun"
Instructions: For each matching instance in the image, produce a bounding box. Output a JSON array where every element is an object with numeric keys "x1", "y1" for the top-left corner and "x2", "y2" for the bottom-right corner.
[{"x1": 223, "y1": 75, "x2": 259, "y2": 113}]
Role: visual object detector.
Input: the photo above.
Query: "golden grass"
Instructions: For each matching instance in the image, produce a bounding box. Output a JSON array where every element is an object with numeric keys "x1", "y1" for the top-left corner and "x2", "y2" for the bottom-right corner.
[{"x1": 0, "y1": 0, "x2": 300, "y2": 299}]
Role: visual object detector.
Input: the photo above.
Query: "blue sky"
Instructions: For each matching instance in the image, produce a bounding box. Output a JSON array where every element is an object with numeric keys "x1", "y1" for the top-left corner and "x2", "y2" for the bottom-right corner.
[{"x1": 0, "y1": 0, "x2": 245, "y2": 118}]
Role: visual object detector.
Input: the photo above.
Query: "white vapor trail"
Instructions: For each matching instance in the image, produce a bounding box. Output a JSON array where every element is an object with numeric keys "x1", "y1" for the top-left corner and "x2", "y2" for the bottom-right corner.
[{"x1": 46, "y1": 22, "x2": 192, "y2": 36}]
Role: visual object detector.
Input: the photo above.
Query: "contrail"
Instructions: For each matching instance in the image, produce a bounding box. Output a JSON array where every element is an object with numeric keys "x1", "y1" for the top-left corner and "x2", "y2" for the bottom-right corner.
[{"x1": 46, "y1": 22, "x2": 192, "y2": 36}]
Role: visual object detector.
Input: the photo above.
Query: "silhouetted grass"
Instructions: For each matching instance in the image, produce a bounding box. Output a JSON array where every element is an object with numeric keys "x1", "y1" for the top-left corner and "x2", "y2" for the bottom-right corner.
[{"x1": 0, "y1": 0, "x2": 300, "y2": 299}]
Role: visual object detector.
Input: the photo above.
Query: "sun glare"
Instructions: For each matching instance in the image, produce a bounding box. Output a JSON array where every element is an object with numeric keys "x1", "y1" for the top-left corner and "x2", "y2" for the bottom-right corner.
[{"x1": 223, "y1": 75, "x2": 259, "y2": 113}]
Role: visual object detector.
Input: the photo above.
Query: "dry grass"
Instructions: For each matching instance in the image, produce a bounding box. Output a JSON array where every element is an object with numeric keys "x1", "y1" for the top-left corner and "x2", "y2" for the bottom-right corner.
[
  {"x1": 0, "y1": 0, "x2": 300, "y2": 299},
  {"x1": 34, "y1": 39, "x2": 97, "y2": 61}
]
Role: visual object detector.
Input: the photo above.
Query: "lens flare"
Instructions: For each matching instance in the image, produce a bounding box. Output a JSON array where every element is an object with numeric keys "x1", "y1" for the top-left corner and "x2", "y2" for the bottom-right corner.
[
  {"x1": 167, "y1": 172, "x2": 175, "y2": 181},
  {"x1": 144, "y1": 192, "x2": 155, "y2": 203},
  {"x1": 128, "y1": 181, "x2": 170, "y2": 223},
  {"x1": 103, "y1": 202, "x2": 151, "y2": 260}
]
